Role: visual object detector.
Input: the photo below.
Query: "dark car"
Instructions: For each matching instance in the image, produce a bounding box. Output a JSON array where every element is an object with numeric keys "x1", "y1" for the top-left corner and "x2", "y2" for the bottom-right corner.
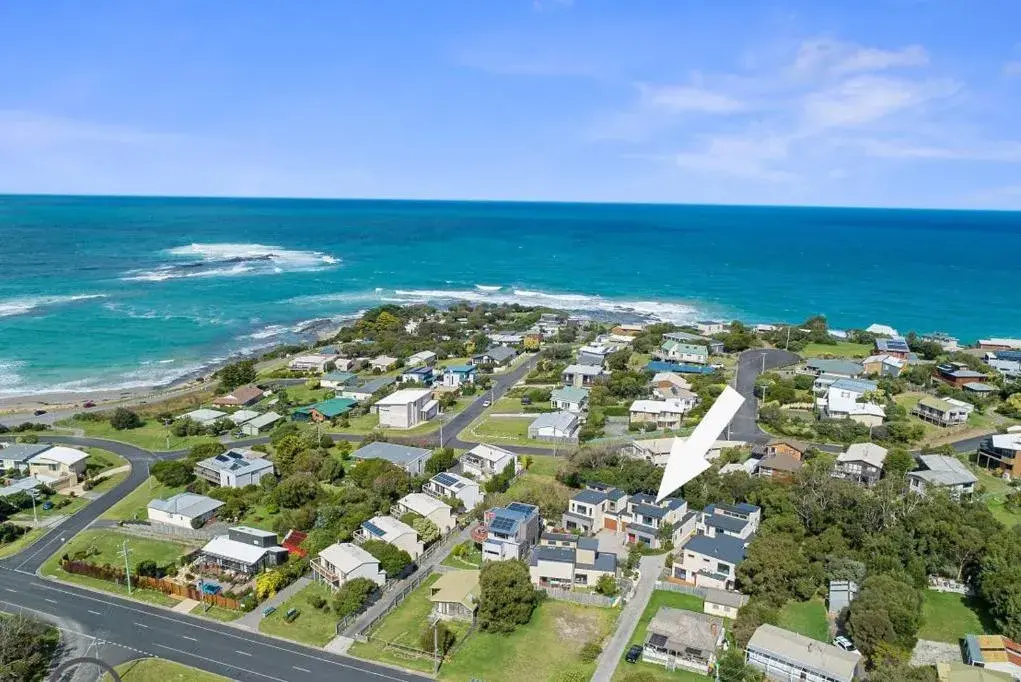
[
  {"x1": 625, "y1": 645, "x2": 642, "y2": 663},
  {"x1": 83, "y1": 400, "x2": 96, "y2": 408},
  {"x1": 33, "y1": 409, "x2": 47, "y2": 416}
]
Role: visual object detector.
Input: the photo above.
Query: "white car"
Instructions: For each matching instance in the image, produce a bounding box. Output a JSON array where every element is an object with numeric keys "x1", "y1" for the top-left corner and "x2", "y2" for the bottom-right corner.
[
  {"x1": 482, "y1": 400, "x2": 491, "y2": 407},
  {"x1": 832, "y1": 635, "x2": 857, "y2": 652}
]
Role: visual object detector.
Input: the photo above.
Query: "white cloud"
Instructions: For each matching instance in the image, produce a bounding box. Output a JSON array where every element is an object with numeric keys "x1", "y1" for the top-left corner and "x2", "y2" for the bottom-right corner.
[
  {"x1": 0, "y1": 110, "x2": 181, "y2": 150},
  {"x1": 673, "y1": 133, "x2": 795, "y2": 182},
  {"x1": 794, "y1": 38, "x2": 929, "y2": 76},
  {"x1": 802, "y1": 75, "x2": 960, "y2": 128},
  {"x1": 858, "y1": 138, "x2": 1021, "y2": 162},
  {"x1": 637, "y1": 83, "x2": 746, "y2": 114},
  {"x1": 1004, "y1": 61, "x2": 1021, "y2": 76}
]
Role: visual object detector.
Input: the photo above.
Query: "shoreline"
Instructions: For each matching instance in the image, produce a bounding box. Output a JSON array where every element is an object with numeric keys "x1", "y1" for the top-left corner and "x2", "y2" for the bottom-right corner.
[{"x1": 0, "y1": 317, "x2": 349, "y2": 415}]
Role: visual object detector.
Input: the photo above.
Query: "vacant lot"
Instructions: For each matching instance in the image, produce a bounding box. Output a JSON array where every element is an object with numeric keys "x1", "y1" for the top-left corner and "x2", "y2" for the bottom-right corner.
[
  {"x1": 102, "y1": 476, "x2": 188, "y2": 521},
  {"x1": 59, "y1": 418, "x2": 218, "y2": 451},
  {"x1": 918, "y1": 591, "x2": 993, "y2": 643},
  {"x1": 259, "y1": 582, "x2": 339, "y2": 647},
  {"x1": 778, "y1": 599, "x2": 830, "y2": 642},
  {"x1": 801, "y1": 342, "x2": 873, "y2": 359}
]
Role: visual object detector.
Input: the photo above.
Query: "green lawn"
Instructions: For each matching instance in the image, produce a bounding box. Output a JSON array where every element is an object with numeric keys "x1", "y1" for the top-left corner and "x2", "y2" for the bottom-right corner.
[
  {"x1": 918, "y1": 591, "x2": 994, "y2": 643},
  {"x1": 440, "y1": 600, "x2": 616, "y2": 682},
  {"x1": 524, "y1": 454, "x2": 564, "y2": 478},
  {"x1": 106, "y1": 658, "x2": 230, "y2": 682},
  {"x1": 40, "y1": 528, "x2": 197, "y2": 605},
  {"x1": 440, "y1": 544, "x2": 482, "y2": 569},
  {"x1": 282, "y1": 385, "x2": 332, "y2": 406},
  {"x1": 467, "y1": 416, "x2": 556, "y2": 449},
  {"x1": 0, "y1": 526, "x2": 46, "y2": 559},
  {"x1": 59, "y1": 419, "x2": 218, "y2": 451},
  {"x1": 801, "y1": 342, "x2": 873, "y2": 359},
  {"x1": 190, "y1": 602, "x2": 243, "y2": 622},
  {"x1": 89, "y1": 470, "x2": 131, "y2": 494},
  {"x1": 102, "y1": 477, "x2": 188, "y2": 521},
  {"x1": 85, "y1": 447, "x2": 129, "y2": 475},
  {"x1": 777, "y1": 599, "x2": 830, "y2": 642},
  {"x1": 10, "y1": 493, "x2": 88, "y2": 522},
  {"x1": 612, "y1": 590, "x2": 711, "y2": 682},
  {"x1": 349, "y1": 574, "x2": 448, "y2": 673},
  {"x1": 258, "y1": 582, "x2": 339, "y2": 647}
]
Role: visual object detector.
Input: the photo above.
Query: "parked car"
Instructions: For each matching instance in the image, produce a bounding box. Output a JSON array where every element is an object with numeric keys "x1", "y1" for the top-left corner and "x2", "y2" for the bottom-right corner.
[
  {"x1": 521, "y1": 396, "x2": 532, "y2": 405},
  {"x1": 482, "y1": 400, "x2": 491, "y2": 407},
  {"x1": 33, "y1": 409, "x2": 47, "y2": 416},
  {"x1": 625, "y1": 645, "x2": 642, "y2": 663},
  {"x1": 83, "y1": 401, "x2": 96, "y2": 408},
  {"x1": 833, "y1": 635, "x2": 857, "y2": 652}
]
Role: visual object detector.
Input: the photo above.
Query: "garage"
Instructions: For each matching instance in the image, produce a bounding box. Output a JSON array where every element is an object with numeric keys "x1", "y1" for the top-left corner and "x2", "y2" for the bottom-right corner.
[{"x1": 604, "y1": 518, "x2": 618, "y2": 531}]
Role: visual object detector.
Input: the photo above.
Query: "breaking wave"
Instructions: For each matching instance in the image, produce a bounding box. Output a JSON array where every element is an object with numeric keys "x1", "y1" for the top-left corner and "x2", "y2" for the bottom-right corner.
[
  {"x1": 0, "y1": 294, "x2": 107, "y2": 318},
  {"x1": 121, "y1": 242, "x2": 340, "y2": 282}
]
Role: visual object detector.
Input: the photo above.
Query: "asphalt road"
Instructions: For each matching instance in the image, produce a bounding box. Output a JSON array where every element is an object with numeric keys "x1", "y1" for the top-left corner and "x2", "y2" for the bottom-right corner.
[{"x1": 730, "y1": 348, "x2": 802, "y2": 444}]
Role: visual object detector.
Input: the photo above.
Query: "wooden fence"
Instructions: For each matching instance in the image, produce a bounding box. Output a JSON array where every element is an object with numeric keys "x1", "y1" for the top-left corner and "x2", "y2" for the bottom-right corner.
[
  {"x1": 60, "y1": 560, "x2": 242, "y2": 610},
  {"x1": 540, "y1": 587, "x2": 618, "y2": 607}
]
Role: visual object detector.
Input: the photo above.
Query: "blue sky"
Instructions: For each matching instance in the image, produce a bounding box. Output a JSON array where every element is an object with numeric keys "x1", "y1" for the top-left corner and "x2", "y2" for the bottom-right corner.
[{"x1": 2, "y1": 0, "x2": 1021, "y2": 208}]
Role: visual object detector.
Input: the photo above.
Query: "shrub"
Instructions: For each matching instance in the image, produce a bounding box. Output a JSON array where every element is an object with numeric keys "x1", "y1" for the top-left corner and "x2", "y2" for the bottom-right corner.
[
  {"x1": 110, "y1": 408, "x2": 143, "y2": 430},
  {"x1": 418, "y1": 621, "x2": 456, "y2": 655},
  {"x1": 150, "y1": 460, "x2": 195, "y2": 487},
  {"x1": 308, "y1": 594, "x2": 327, "y2": 610},
  {"x1": 578, "y1": 641, "x2": 602, "y2": 663}
]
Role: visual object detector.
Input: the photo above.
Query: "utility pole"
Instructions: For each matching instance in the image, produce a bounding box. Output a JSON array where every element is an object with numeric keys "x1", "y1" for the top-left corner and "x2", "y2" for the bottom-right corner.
[
  {"x1": 433, "y1": 622, "x2": 440, "y2": 674},
  {"x1": 30, "y1": 490, "x2": 38, "y2": 523},
  {"x1": 146, "y1": 459, "x2": 153, "y2": 491},
  {"x1": 119, "y1": 540, "x2": 133, "y2": 594}
]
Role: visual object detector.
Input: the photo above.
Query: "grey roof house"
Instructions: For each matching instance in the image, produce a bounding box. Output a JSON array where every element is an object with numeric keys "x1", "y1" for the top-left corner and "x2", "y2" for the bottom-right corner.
[
  {"x1": 908, "y1": 455, "x2": 977, "y2": 499},
  {"x1": 642, "y1": 606, "x2": 726, "y2": 675},
  {"x1": 352, "y1": 442, "x2": 431, "y2": 476},
  {"x1": 833, "y1": 443, "x2": 888, "y2": 487},
  {"x1": 746, "y1": 624, "x2": 864, "y2": 682},
  {"x1": 0, "y1": 443, "x2": 52, "y2": 471},
  {"x1": 529, "y1": 535, "x2": 617, "y2": 590},
  {"x1": 528, "y1": 411, "x2": 579, "y2": 443}
]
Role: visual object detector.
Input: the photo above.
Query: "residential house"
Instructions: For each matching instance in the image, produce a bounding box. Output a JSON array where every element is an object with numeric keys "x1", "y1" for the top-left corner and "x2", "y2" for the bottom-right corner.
[
  {"x1": 828, "y1": 580, "x2": 859, "y2": 615},
  {"x1": 399, "y1": 366, "x2": 436, "y2": 385},
  {"x1": 937, "y1": 662, "x2": 1015, "y2": 681},
  {"x1": 656, "y1": 340, "x2": 710, "y2": 365},
  {"x1": 962, "y1": 634, "x2": 1021, "y2": 679},
  {"x1": 472, "y1": 346, "x2": 517, "y2": 367},
  {"x1": 866, "y1": 323, "x2": 899, "y2": 337},
  {"x1": 320, "y1": 371, "x2": 359, "y2": 389},
  {"x1": 758, "y1": 439, "x2": 809, "y2": 461},
  {"x1": 355, "y1": 515, "x2": 423, "y2": 559},
  {"x1": 908, "y1": 455, "x2": 977, "y2": 498},
  {"x1": 703, "y1": 587, "x2": 748, "y2": 620},
  {"x1": 697, "y1": 503, "x2": 761, "y2": 540},
  {"x1": 27, "y1": 446, "x2": 89, "y2": 485},
  {"x1": 562, "y1": 364, "x2": 606, "y2": 388},
  {"x1": 424, "y1": 471, "x2": 483, "y2": 511},
  {"x1": 756, "y1": 454, "x2": 803, "y2": 481},
  {"x1": 624, "y1": 493, "x2": 691, "y2": 549},
  {"x1": 612, "y1": 323, "x2": 645, "y2": 336},
  {"x1": 989, "y1": 357, "x2": 1021, "y2": 380},
  {"x1": 695, "y1": 320, "x2": 726, "y2": 336},
  {"x1": 641, "y1": 607, "x2": 725, "y2": 675},
  {"x1": 239, "y1": 411, "x2": 282, "y2": 436},
  {"x1": 822, "y1": 378, "x2": 884, "y2": 424},
  {"x1": 629, "y1": 398, "x2": 696, "y2": 430},
  {"x1": 178, "y1": 408, "x2": 228, "y2": 426},
  {"x1": 560, "y1": 485, "x2": 629, "y2": 534},
  {"x1": 0, "y1": 476, "x2": 44, "y2": 500},
  {"x1": 227, "y1": 409, "x2": 260, "y2": 426},
  {"x1": 490, "y1": 332, "x2": 524, "y2": 346},
  {"x1": 746, "y1": 624, "x2": 864, "y2": 682},
  {"x1": 977, "y1": 433, "x2": 1021, "y2": 478},
  {"x1": 921, "y1": 332, "x2": 961, "y2": 352},
  {"x1": 291, "y1": 398, "x2": 358, "y2": 423},
  {"x1": 529, "y1": 535, "x2": 617, "y2": 590},
  {"x1": 406, "y1": 350, "x2": 437, "y2": 367},
  {"x1": 312, "y1": 542, "x2": 386, "y2": 589},
  {"x1": 652, "y1": 372, "x2": 693, "y2": 399},
  {"x1": 528, "y1": 411, "x2": 580, "y2": 443},
  {"x1": 287, "y1": 353, "x2": 338, "y2": 373},
  {"x1": 935, "y1": 362, "x2": 988, "y2": 388},
  {"x1": 964, "y1": 382, "x2": 998, "y2": 396},
  {"x1": 673, "y1": 533, "x2": 746, "y2": 590},
  {"x1": 195, "y1": 450, "x2": 275, "y2": 488},
  {"x1": 198, "y1": 527, "x2": 288, "y2": 576},
  {"x1": 0, "y1": 443, "x2": 51, "y2": 472},
  {"x1": 577, "y1": 343, "x2": 613, "y2": 367},
  {"x1": 550, "y1": 386, "x2": 590, "y2": 413},
  {"x1": 461, "y1": 443, "x2": 519, "y2": 481},
  {"x1": 913, "y1": 395, "x2": 970, "y2": 427},
  {"x1": 353, "y1": 442, "x2": 431, "y2": 476},
  {"x1": 804, "y1": 359, "x2": 865, "y2": 378},
  {"x1": 393, "y1": 492, "x2": 455, "y2": 534},
  {"x1": 442, "y1": 365, "x2": 476, "y2": 388},
  {"x1": 623, "y1": 437, "x2": 742, "y2": 467},
  {"x1": 340, "y1": 376, "x2": 396, "y2": 401},
  {"x1": 374, "y1": 388, "x2": 438, "y2": 429},
  {"x1": 370, "y1": 355, "x2": 398, "y2": 372},
  {"x1": 212, "y1": 384, "x2": 264, "y2": 407},
  {"x1": 875, "y1": 336, "x2": 911, "y2": 359},
  {"x1": 813, "y1": 373, "x2": 848, "y2": 394},
  {"x1": 862, "y1": 354, "x2": 905, "y2": 377},
  {"x1": 476, "y1": 502, "x2": 541, "y2": 561},
  {"x1": 978, "y1": 338, "x2": 1021, "y2": 351},
  {"x1": 834, "y1": 443, "x2": 888, "y2": 486},
  {"x1": 429, "y1": 570, "x2": 479, "y2": 622},
  {"x1": 147, "y1": 493, "x2": 223, "y2": 529}
]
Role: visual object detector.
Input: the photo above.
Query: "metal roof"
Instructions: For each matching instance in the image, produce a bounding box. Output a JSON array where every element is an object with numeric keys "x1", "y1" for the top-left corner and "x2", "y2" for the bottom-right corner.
[
  {"x1": 354, "y1": 441, "x2": 431, "y2": 465},
  {"x1": 684, "y1": 534, "x2": 747, "y2": 565}
]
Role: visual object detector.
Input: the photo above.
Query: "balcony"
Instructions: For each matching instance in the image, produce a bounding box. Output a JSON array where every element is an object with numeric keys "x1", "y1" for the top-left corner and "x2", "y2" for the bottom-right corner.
[{"x1": 310, "y1": 558, "x2": 338, "y2": 584}]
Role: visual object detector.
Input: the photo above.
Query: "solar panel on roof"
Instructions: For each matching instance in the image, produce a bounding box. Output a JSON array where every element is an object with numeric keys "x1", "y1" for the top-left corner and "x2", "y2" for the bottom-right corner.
[
  {"x1": 506, "y1": 502, "x2": 534, "y2": 514},
  {"x1": 214, "y1": 454, "x2": 230, "y2": 462},
  {"x1": 649, "y1": 634, "x2": 668, "y2": 648},
  {"x1": 434, "y1": 472, "x2": 458, "y2": 487},
  {"x1": 489, "y1": 516, "x2": 516, "y2": 532},
  {"x1": 363, "y1": 521, "x2": 385, "y2": 537}
]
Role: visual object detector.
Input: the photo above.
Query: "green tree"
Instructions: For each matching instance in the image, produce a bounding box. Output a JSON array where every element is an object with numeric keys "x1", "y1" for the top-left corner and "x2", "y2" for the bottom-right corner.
[
  {"x1": 109, "y1": 407, "x2": 142, "y2": 430},
  {"x1": 979, "y1": 528, "x2": 1021, "y2": 639},
  {"x1": 477, "y1": 560, "x2": 540, "y2": 633},
  {"x1": 333, "y1": 577, "x2": 378, "y2": 617},
  {"x1": 361, "y1": 539, "x2": 413, "y2": 578},
  {"x1": 0, "y1": 614, "x2": 59, "y2": 682},
  {"x1": 594, "y1": 574, "x2": 618, "y2": 596},
  {"x1": 418, "y1": 620, "x2": 456, "y2": 655},
  {"x1": 216, "y1": 359, "x2": 257, "y2": 393},
  {"x1": 188, "y1": 441, "x2": 225, "y2": 461},
  {"x1": 883, "y1": 448, "x2": 915, "y2": 479},
  {"x1": 273, "y1": 474, "x2": 319, "y2": 508},
  {"x1": 716, "y1": 646, "x2": 763, "y2": 682},
  {"x1": 425, "y1": 448, "x2": 456, "y2": 475},
  {"x1": 150, "y1": 459, "x2": 194, "y2": 487},
  {"x1": 411, "y1": 517, "x2": 440, "y2": 544}
]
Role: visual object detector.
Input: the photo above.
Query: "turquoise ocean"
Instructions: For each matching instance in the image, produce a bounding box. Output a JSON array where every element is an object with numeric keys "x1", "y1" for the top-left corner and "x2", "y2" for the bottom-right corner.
[{"x1": 2, "y1": 195, "x2": 1020, "y2": 396}]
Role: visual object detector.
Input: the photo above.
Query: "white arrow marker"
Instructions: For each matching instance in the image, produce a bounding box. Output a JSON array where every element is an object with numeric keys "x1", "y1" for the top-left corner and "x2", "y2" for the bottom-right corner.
[{"x1": 656, "y1": 385, "x2": 746, "y2": 502}]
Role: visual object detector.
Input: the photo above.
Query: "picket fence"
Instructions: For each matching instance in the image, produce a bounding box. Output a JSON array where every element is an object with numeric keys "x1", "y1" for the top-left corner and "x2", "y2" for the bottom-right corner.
[{"x1": 60, "y1": 560, "x2": 242, "y2": 610}]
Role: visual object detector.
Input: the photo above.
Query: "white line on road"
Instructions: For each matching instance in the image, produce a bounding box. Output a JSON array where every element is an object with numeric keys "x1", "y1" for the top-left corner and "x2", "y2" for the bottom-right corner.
[
  {"x1": 134, "y1": 622, "x2": 150, "y2": 628},
  {"x1": 3, "y1": 588, "x2": 16, "y2": 593},
  {"x1": 182, "y1": 635, "x2": 197, "y2": 641},
  {"x1": 88, "y1": 609, "x2": 102, "y2": 615},
  {"x1": 153, "y1": 644, "x2": 290, "y2": 682},
  {"x1": 293, "y1": 666, "x2": 311, "y2": 673},
  {"x1": 44, "y1": 598, "x2": 57, "y2": 604},
  {"x1": 236, "y1": 650, "x2": 252, "y2": 656}
]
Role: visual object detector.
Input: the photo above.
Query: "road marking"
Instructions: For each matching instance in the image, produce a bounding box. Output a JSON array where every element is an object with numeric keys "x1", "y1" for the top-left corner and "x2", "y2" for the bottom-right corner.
[
  {"x1": 88, "y1": 609, "x2": 103, "y2": 615},
  {"x1": 293, "y1": 666, "x2": 311, "y2": 673},
  {"x1": 154, "y1": 644, "x2": 289, "y2": 682},
  {"x1": 3, "y1": 588, "x2": 16, "y2": 593},
  {"x1": 44, "y1": 598, "x2": 57, "y2": 604},
  {"x1": 236, "y1": 650, "x2": 252, "y2": 656},
  {"x1": 134, "y1": 622, "x2": 150, "y2": 628},
  {"x1": 182, "y1": 635, "x2": 198, "y2": 641}
]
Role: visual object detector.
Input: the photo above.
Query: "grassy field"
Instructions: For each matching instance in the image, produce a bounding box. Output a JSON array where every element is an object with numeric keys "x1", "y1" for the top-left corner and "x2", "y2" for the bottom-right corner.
[
  {"x1": 440, "y1": 544, "x2": 482, "y2": 569},
  {"x1": 102, "y1": 477, "x2": 188, "y2": 521},
  {"x1": 918, "y1": 591, "x2": 993, "y2": 643},
  {"x1": 258, "y1": 582, "x2": 339, "y2": 647},
  {"x1": 0, "y1": 526, "x2": 46, "y2": 559},
  {"x1": 106, "y1": 658, "x2": 230, "y2": 682},
  {"x1": 281, "y1": 385, "x2": 331, "y2": 406},
  {"x1": 524, "y1": 453, "x2": 565, "y2": 478},
  {"x1": 85, "y1": 447, "x2": 129, "y2": 475},
  {"x1": 89, "y1": 469, "x2": 131, "y2": 493},
  {"x1": 801, "y1": 342, "x2": 873, "y2": 359},
  {"x1": 777, "y1": 599, "x2": 830, "y2": 642},
  {"x1": 466, "y1": 416, "x2": 556, "y2": 449},
  {"x1": 40, "y1": 528, "x2": 198, "y2": 605},
  {"x1": 10, "y1": 493, "x2": 88, "y2": 522},
  {"x1": 59, "y1": 418, "x2": 218, "y2": 451},
  {"x1": 190, "y1": 603, "x2": 243, "y2": 622},
  {"x1": 439, "y1": 600, "x2": 617, "y2": 682}
]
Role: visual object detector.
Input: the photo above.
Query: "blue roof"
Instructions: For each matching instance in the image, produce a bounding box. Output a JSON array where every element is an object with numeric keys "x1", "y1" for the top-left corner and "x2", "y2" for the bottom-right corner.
[
  {"x1": 706, "y1": 514, "x2": 750, "y2": 533},
  {"x1": 362, "y1": 521, "x2": 385, "y2": 537},
  {"x1": 663, "y1": 497, "x2": 686, "y2": 511},
  {"x1": 589, "y1": 553, "x2": 617, "y2": 572},
  {"x1": 634, "y1": 503, "x2": 667, "y2": 519},
  {"x1": 706, "y1": 502, "x2": 759, "y2": 518},
  {"x1": 994, "y1": 350, "x2": 1021, "y2": 362},
  {"x1": 530, "y1": 546, "x2": 575, "y2": 565},
  {"x1": 354, "y1": 377, "x2": 396, "y2": 393},
  {"x1": 684, "y1": 534, "x2": 747, "y2": 565},
  {"x1": 433, "y1": 472, "x2": 460, "y2": 487},
  {"x1": 354, "y1": 441, "x2": 431, "y2": 465},
  {"x1": 630, "y1": 492, "x2": 656, "y2": 506},
  {"x1": 446, "y1": 364, "x2": 476, "y2": 374},
  {"x1": 573, "y1": 489, "x2": 608, "y2": 505},
  {"x1": 506, "y1": 501, "x2": 539, "y2": 517},
  {"x1": 646, "y1": 361, "x2": 715, "y2": 375},
  {"x1": 829, "y1": 378, "x2": 878, "y2": 393},
  {"x1": 578, "y1": 537, "x2": 599, "y2": 551}
]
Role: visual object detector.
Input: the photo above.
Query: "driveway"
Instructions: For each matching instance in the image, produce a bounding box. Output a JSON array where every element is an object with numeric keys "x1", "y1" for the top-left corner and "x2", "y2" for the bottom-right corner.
[
  {"x1": 596, "y1": 529, "x2": 629, "y2": 557},
  {"x1": 592, "y1": 553, "x2": 667, "y2": 682}
]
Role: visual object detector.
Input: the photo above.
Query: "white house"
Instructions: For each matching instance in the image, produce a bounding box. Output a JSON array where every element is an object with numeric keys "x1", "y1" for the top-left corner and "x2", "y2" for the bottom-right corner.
[
  {"x1": 550, "y1": 386, "x2": 590, "y2": 413},
  {"x1": 461, "y1": 443, "x2": 519, "y2": 481},
  {"x1": 147, "y1": 493, "x2": 224, "y2": 529},
  {"x1": 194, "y1": 450, "x2": 274, "y2": 488},
  {"x1": 312, "y1": 542, "x2": 386, "y2": 589},
  {"x1": 866, "y1": 323, "x2": 899, "y2": 337},
  {"x1": 908, "y1": 455, "x2": 977, "y2": 499},
  {"x1": 370, "y1": 355, "x2": 398, "y2": 371},
  {"x1": 424, "y1": 471, "x2": 484, "y2": 510},
  {"x1": 239, "y1": 411, "x2": 282, "y2": 436},
  {"x1": 629, "y1": 398, "x2": 696, "y2": 430},
  {"x1": 442, "y1": 365, "x2": 477, "y2": 388},
  {"x1": 26, "y1": 446, "x2": 89, "y2": 484},
  {"x1": 178, "y1": 408, "x2": 228, "y2": 426},
  {"x1": 562, "y1": 364, "x2": 606, "y2": 388},
  {"x1": 374, "y1": 388, "x2": 438, "y2": 429},
  {"x1": 356, "y1": 515, "x2": 424, "y2": 559},
  {"x1": 695, "y1": 320, "x2": 726, "y2": 336},
  {"x1": 528, "y1": 411, "x2": 580, "y2": 442},
  {"x1": 822, "y1": 378, "x2": 881, "y2": 420},
  {"x1": 656, "y1": 341, "x2": 709, "y2": 365},
  {"x1": 287, "y1": 353, "x2": 338, "y2": 373},
  {"x1": 393, "y1": 493, "x2": 455, "y2": 534},
  {"x1": 406, "y1": 350, "x2": 437, "y2": 367}
]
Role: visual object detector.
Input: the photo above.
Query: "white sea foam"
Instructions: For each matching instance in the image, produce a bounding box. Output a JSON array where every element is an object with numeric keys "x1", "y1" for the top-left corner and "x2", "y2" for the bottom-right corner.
[
  {"x1": 474, "y1": 284, "x2": 503, "y2": 292},
  {"x1": 0, "y1": 294, "x2": 107, "y2": 318},
  {"x1": 122, "y1": 242, "x2": 339, "y2": 282}
]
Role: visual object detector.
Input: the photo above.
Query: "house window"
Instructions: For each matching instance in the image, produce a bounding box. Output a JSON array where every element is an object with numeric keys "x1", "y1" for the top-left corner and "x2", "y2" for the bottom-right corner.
[{"x1": 716, "y1": 562, "x2": 731, "y2": 574}]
